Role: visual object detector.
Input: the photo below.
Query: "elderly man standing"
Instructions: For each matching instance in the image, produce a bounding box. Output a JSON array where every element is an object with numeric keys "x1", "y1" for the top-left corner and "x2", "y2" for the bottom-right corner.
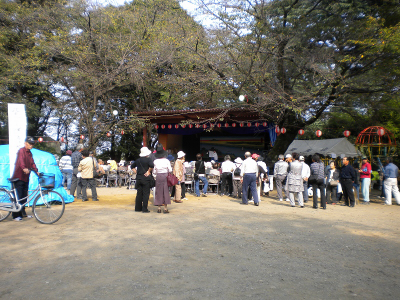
[
  {"x1": 78, "y1": 150, "x2": 98, "y2": 202},
  {"x1": 240, "y1": 152, "x2": 259, "y2": 206},
  {"x1": 274, "y1": 154, "x2": 289, "y2": 202},
  {"x1": 70, "y1": 144, "x2": 84, "y2": 199},
  {"x1": 340, "y1": 156, "x2": 356, "y2": 207},
  {"x1": 299, "y1": 156, "x2": 310, "y2": 203},
  {"x1": 383, "y1": 157, "x2": 400, "y2": 206}
]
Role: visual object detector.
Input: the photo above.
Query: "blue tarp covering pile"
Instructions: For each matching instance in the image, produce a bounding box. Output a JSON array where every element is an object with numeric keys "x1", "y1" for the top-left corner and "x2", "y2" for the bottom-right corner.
[{"x1": 0, "y1": 145, "x2": 74, "y2": 204}]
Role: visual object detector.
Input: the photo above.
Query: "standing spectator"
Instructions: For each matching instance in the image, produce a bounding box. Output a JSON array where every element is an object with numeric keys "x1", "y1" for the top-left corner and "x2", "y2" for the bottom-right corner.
[
  {"x1": 194, "y1": 153, "x2": 209, "y2": 197},
  {"x1": 232, "y1": 157, "x2": 243, "y2": 199},
  {"x1": 299, "y1": 156, "x2": 310, "y2": 203},
  {"x1": 274, "y1": 154, "x2": 289, "y2": 202},
  {"x1": 383, "y1": 157, "x2": 400, "y2": 205},
  {"x1": 208, "y1": 163, "x2": 221, "y2": 193},
  {"x1": 286, "y1": 153, "x2": 304, "y2": 208},
  {"x1": 325, "y1": 160, "x2": 340, "y2": 205},
  {"x1": 78, "y1": 150, "x2": 98, "y2": 202},
  {"x1": 256, "y1": 156, "x2": 269, "y2": 196},
  {"x1": 221, "y1": 155, "x2": 235, "y2": 196},
  {"x1": 240, "y1": 152, "x2": 259, "y2": 206},
  {"x1": 352, "y1": 162, "x2": 361, "y2": 203},
  {"x1": 131, "y1": 147, "x2": 154, "y2": 213},
  {"x1": 172, "y1": 151, "x2": 185, "y2": 203},
  {"x1": 340, "y1": 156, "x2": 356, "y2": 207},
  {"x1": 11, "y1": 136, "x2": 39, "y2": 221},
  {"x1": 360, "y1": 156, "x2": 372, "y2": 204},
  {"x1": 310, "y1": 154, "x2": 326, "y2": 209},
  {"x1": 70, "y1": 144, "x2": 84, "y2": 199},
  {"x1": 59, "y1": 150, "x2": 73, "y2": 191},
  {"x1": 153, "y1": 144, "x2": 172, "y2": 213}
]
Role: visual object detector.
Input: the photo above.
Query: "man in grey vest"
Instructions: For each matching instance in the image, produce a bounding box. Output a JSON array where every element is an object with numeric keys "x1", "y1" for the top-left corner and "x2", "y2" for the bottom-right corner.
[{"x1": 274, "y1": 154, "x2": 289, "y2": 202}]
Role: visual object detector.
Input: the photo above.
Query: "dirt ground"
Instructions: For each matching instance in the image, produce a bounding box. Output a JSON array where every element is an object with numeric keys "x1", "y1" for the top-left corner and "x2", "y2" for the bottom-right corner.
[{"x1": 1, "y1": 186, "x2": 399, "y2": 300}]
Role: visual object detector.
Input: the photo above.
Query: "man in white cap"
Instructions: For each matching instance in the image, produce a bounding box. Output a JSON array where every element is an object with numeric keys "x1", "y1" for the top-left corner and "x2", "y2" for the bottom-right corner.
[
  {"x1": 299, "y1": 156, "x2": 310, "y2": 203},
  {"x1": 274, "y1": 154, "x2": 289, "y2": 202},
  {"x1": 172, "y1": 151, "x2": 186, "y2": 203}
]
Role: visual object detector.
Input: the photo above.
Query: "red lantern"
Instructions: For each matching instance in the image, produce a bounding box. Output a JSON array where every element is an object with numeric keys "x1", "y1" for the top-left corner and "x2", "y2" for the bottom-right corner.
[
  {"x1": 181, "y1": 124, "x2": 186, "y2": 129},
  {"x1": 316, "y1": 130, "x2": 322, "y2": 137},
  {"x1": 281, "y1": 127, "x2": 286, "y2": 134},
  {"x1": 377, "y1": 128, "x2": 385, "y2": 136},
  {"x1": 38, "y1": 137, "x2": 43, "y2": 143},
  {"x1": 195, "y1": 124, "x2": 200, "y2": 128},
  {"x1": 343, "y1": 130, "x2": 351, "y2": 137},
  {"x1": 255, "y1": 122, "x2": 260, "y2": 127},
  {"x1": 202, "y1": 124, "x2": 206, "y2": 129},
  {"x1": 189, "y1": 124, "x2": 193, "y2": 128},
  {"x1": 232, "y1": 123, "x2": 237, "y2": 127},
  {"x1": 60, "y1": 137, "x2": 64, "y2": 143},
  {"x1": 209, "y1": 123, "x2": 214, "y2": 128},
  {"x1": 155, "y1": 125, "x2": 159, "y2": 129},
  {"x1": 121, "y1": 130, "x2": 124, "y2": 135},
  {"x1": 80, "y1": 135, "x2": 84, "y2": 140},
  {"x1": 298, "y1": 129, "x2": 305, "y2": 136},
  {"x1": 175, "y1": 124, "x2": 179, "y2": 129},
  {"x1": 247, "y1": 122, "x2": 252, "y2": 127},
  {"x1": 107, "y1": 132, "x2": 111, "y2": 137},
  {"x1": 217, "y1": 123, "x2": 221, "y2": 128},
  {"x1": 225, "y1": 123, "x2": 229, "y2": 127},
  {"x1": 161, "y1": 124, "x2": 165, "y2": 129},
  {"x1": 239, "y1": 123, "x2": 244, "y2": 127},
  {"x1": 275, "y1": 126, "x2": 280, "y2": 134},
  {"x1": 168, "y1": 124, "x2": 172, "y2": 129},
  {"x1": 262, "y1": 122, "x2": 267, "y2": 127}
]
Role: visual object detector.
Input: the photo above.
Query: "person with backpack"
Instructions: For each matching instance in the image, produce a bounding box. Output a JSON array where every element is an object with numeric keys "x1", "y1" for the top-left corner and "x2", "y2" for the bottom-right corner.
[
  {"x1": 221, "y1": 155, "x2": 235, "y2": 196},
  {"x1": 232, "y1": 157, "x2": 243, "y2": 198}
]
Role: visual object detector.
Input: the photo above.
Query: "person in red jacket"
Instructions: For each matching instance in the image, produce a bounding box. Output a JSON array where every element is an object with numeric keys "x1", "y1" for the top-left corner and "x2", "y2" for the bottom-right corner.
[
  {"x1": 360, "y1": 156, "x2": 372, "y2": 204},
  {"x1": 12, "y1": 136, "x2": 39, "y2": 221}
]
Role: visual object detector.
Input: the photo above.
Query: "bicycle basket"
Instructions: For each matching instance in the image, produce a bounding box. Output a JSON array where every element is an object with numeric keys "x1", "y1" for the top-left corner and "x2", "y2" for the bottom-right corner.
[{"x1": 39, "y1": 174, "x2": 55, "y2": 189}]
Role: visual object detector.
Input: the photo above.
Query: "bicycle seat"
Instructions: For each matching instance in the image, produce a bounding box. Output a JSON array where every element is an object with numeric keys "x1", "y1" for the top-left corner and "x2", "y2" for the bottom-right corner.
[{"x1": 7, "y1": 178, "x2": 19, "y2": 183}]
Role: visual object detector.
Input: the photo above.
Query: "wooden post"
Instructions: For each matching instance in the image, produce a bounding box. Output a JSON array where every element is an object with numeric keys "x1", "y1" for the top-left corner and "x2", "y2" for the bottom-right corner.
[{"x1": 143, "y1": 127, "x2": 147, "y2": 147}]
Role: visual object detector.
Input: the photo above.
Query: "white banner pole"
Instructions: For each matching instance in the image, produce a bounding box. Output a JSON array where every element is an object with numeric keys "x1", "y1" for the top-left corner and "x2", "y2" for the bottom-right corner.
[{"x1": 8, "y1": 104, "x2": 27, "y2": 177}]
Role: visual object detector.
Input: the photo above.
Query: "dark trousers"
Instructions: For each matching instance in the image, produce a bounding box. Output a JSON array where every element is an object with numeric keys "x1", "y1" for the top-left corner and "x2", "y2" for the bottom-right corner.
[
  {"x1": 70, "y1": 167, "x2": 82, "y2": 198},
  {"x1": 135, "y1": 179, "x2": 151, "y2": 212},
  {"x1": 171, "y1": 182, "x2": 185, "y2": 198},
  {"x1": 81, "y1": 178, "x2": 98, "y2": 201},
  {"x1": 341, "y1": 179, "x2": 355, "y2": 206},
  {"x1": 221, "y1": 172, "x2": 233, "y2": 195},
  {"x1": 303, "y1": 181, "x2": 309, "y2": 202},
  {"x1": 242, "y1": 173, "x2": 259, "y2": 204},
  {"x1": 312, "y1": 179, "x2": 326, "y2": 208},
  {"x1": 326, "y1": 182, "x2": 337, "y2": 204},
  {"x1": 12, "y1": 180, "x2": 29, "y2": 219}
]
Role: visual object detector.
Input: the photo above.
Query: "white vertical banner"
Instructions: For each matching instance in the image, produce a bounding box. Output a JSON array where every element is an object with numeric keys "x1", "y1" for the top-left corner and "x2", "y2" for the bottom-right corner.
[{"x1": 8, "y1": 104, "x2": 27, "y2": 177}]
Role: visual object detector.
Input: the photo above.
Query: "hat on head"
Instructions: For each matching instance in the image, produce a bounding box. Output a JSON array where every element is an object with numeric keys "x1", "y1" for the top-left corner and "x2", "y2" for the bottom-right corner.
[
  {"x1": 299, "y1": 155, "x2": 305, "y2": 161},
  {"x1": 251, "y1": 153, "x2": 260, "y2": 160},
  {"x1": 25, "y1": 136, "x2": 35, "y2": 145},
  {"x1": 285, "y1": 154, "x2": 292, "y2": 159},
  {"x1": 177, "y1": 151, "x2": 186, "y2": 159},
  {"x1": 66, "y1": 150, "x2": 72, "y2": 155},
  {"x1": 139, "y1": 147, "x2": 152, "y2": 157},
  {"x1": 362, "y1": 156, "x2": 368, "y2": 160},
  {"x1": 154, "y1": 144, "x2": 168, "y2": 158},
  {"x1": 234, "y1": 157, "x2": 243, "y2": 163}
]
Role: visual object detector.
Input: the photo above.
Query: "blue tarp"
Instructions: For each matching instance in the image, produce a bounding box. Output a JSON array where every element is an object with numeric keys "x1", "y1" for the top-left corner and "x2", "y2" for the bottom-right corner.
[{"x1": 0, "y1": 145, "x2": 74, "y2": 204}]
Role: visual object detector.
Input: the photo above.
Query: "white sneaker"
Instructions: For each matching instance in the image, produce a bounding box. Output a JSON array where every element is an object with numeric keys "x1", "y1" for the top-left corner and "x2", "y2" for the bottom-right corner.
[
  {"x1": 13, "y1": 217, "x2": 23, "y2": 222},
  {"x1": 248, "y1": 200, "x2": 254, "y2": 204},
  {"x1": 182, "y1": 198, "x2": 188, "y2": 201},
  {"x1": 279, "y1": 199, "x2": 283, "y2": 202},
  {"x1": 286, "y1": 198, "x2": 290, "y2": 202}
]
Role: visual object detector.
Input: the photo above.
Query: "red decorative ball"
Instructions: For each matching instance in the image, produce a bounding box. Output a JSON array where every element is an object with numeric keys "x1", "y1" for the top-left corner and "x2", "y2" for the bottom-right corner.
[
  {"x1": 298, "y1": 129, "x2": 305, "y2": 136},
  {"x1": 80, "y1": 135, "x2": 84, "y2": 140},
  {"x1": 225, "y1": 123, "x2": 229, "y2": 127},
  {"x1": 240, "y1": 123, "x2": 244, "y2": 127},
  {"x1": 247, "y1": 122, "x2": 252, "y2": 127},
  {"x1": 280, "y1": 127, "x2": 286, "y2": 134},
  {"x1": 181, "y1": 124, "x2": 186, "y2": 129},
  {"x1": 262, "y1": 122, "x2": 267, "y2": 127},
  {"x1": 316, "y1": 130, "x2": 322, "y2": 137},
  {"x1": 175, "y1": 124, "x2": 179, "y2": 129},
  {"x1": 121, "y1": 130, "x2": 124, "y2": 135},
  {"x1": 343, "y1": 130, "x2": 350, "y2": 137},
  {"x1": 377, "y1": 128, "x2": 385, "y2": 136},
  {"x1": 60, "y1": 137, "x2": 64, "y2": 143},
  {"x1": 155, "y1": 125, "x2": 159, "y2": 129},
  {"x1": 38, "y1": 137, "x2": 43, "y2": 143},
  {"x1": 275, "y1": 126, "x2": 280, "y2": 134},
  {"x1": 195, "y1": 124, "x2": 200, "y2": 128},
  {"x1": 232, "y1": 123, "x2": 237, "y2": 127},
  {"x1": 217, "y1": 123, "x2": 221, "y2": 128},
  {"x1": 107, "y1": 132, "x2": 111, "y2": 137},
  {"x1": 161, "y1": 124, "x2": 165, "y2": 129},
  {"x1": 189, "y1": 124, "x2": 193, "y2": 128},
  {"x1": 209, "y1": 123, "x2": 214, "y2": 128},
  {"x1": 168, "y1": 124, "x2": 172, "y2": 129},
  {"x1": 255, "y1": 123, "x2": 260, "y2": 127}
]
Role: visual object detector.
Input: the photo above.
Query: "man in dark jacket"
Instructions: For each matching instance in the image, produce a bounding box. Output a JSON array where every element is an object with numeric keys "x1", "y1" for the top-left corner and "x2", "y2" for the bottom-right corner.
[{"x1": 340, "y1": 157, "x2": 356, "y2": 207}]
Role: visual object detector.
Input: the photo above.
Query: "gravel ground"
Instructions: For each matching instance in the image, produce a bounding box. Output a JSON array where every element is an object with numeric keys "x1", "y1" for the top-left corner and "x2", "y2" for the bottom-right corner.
[{"x1": 1, "y1": 187, "x2": 399, "y2": 300}]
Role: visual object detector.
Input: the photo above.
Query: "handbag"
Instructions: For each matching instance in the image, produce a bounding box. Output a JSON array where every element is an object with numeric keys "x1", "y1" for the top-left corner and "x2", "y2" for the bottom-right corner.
[
  {"x1": 329, "y1": 179, "x2": 339, "y2": 186},
  {"x1": 167, "y1": 172, "x2": 179, "y2": 187},
  {"x1": 149, "y1": 175, "x2": 156, "y2": 188}
]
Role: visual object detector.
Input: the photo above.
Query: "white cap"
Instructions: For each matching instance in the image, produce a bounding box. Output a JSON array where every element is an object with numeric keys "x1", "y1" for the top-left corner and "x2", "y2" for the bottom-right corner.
[
  {"x1": 234, "y1": 157, "x2": 243, "y2": 163},
  {"x1": 285, "y1": 154, "x2": 292, "y2": 158},
  {"x1": 299, "y1": 156, "x2": 305, "y2": 161},
  {"x1": 139, "y1": 147, "x2": 152, "y2": 157},
  {"x1": 177, "y1": 151, "x2": 186, "y2": 159}
]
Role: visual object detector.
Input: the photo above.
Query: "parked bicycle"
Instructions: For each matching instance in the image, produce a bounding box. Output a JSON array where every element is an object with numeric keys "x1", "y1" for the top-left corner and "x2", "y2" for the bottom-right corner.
[{"x1": 0, "y1": 171, "x2": 65, "y2": 224}]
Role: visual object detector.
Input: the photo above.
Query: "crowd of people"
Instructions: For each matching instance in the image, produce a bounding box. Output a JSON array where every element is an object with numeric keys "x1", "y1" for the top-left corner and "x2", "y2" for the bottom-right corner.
[{"x1": 57, "y1": 143, "x2": 400, "y2": 214}]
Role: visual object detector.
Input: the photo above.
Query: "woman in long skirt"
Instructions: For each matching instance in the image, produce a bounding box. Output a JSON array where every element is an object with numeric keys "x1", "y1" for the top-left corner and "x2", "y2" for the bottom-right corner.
[{"x1": 153, "y1": 144, "x2": 172, "y2": 213}]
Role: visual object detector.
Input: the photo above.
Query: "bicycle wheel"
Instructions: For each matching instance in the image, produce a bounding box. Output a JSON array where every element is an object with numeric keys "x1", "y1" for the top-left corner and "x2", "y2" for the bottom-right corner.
[
  {"x1": 0, "y1": 188, "x2": 13, "y2": 221},
  {"x1": 33, "y1": 190, "x2": 65, "y2": 224}
]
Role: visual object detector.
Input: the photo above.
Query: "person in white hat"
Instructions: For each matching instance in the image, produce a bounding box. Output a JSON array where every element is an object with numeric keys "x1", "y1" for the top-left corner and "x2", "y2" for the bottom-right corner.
[
  {"x1": 130, "y1": 147, "x2": 154, "y2": 213},
  {"x1": 172, "y1": 151, "x2": 186, "y2": 203}
]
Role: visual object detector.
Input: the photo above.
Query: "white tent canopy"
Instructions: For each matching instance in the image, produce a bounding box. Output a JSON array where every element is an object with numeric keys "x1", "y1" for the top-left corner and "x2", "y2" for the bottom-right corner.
[{"x1": 284, "y1": 138, "x2": 361, "y2": 158}]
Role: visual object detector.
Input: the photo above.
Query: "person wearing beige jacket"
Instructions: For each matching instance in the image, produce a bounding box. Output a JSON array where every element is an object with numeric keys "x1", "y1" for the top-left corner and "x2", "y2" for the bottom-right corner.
[
  {"x1": 78, "y1": 150, "x2": 98, "y2": 202},
  {"x1": 173, "y1": 151, "x2": 185, "y2": 203}
]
